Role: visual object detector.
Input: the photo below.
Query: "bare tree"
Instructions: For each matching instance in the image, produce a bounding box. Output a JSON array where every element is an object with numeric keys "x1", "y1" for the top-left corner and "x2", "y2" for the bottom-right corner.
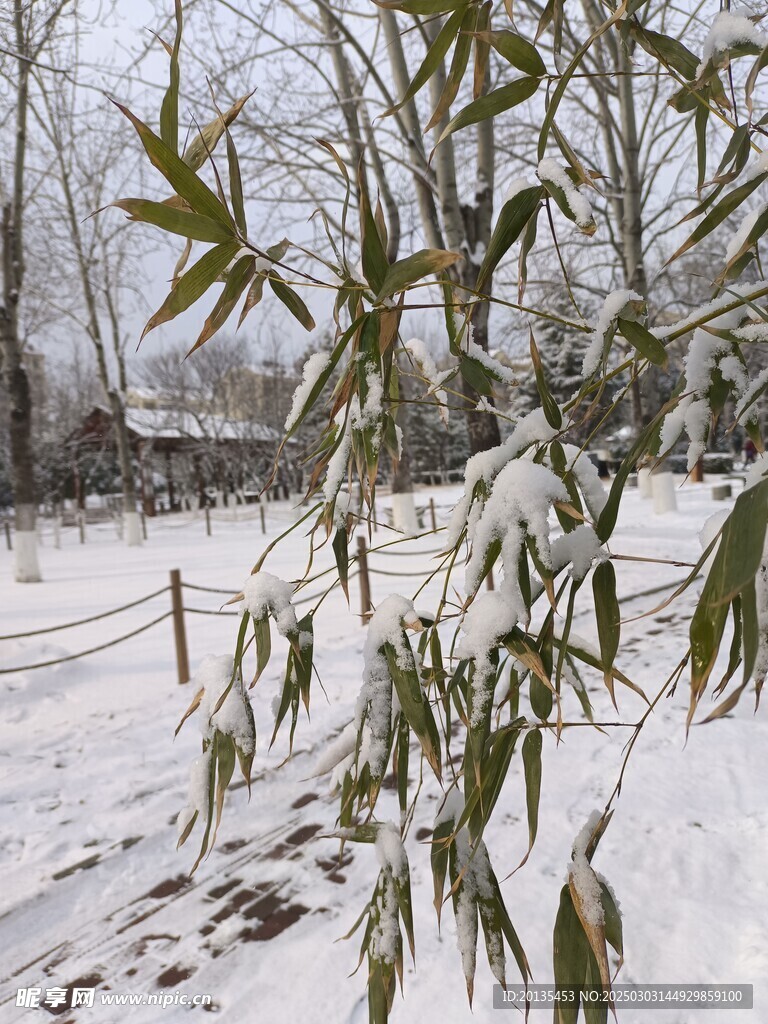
[
  {"x1": 30, "y1": 57, "x2": 146, "y2": 543},
  {"x1": 0, "y1": 0, "x2": 75, "y2": 581}
]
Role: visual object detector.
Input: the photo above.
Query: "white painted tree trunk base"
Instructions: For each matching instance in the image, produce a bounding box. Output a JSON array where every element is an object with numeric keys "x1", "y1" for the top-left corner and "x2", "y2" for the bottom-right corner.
[
  {"x1": 124, "y1": 511, "x2": 142, "y2": 547},
  {"x1": 652, "y1": 471, "x2": 677, "y2": 514},
  {"x1": 15, "y1": 530, "x2": 42, "y2": 582},
  {"x1": 638, "y1": 466, "x2": 653, "y2": 498},
  {"x1": 391, "y1": 492, "x2": 419, "y2": 536}
]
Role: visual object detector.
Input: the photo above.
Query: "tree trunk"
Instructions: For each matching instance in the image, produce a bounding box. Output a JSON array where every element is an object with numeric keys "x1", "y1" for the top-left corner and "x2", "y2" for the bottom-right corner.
[{"x1": 1, "y1": 206, "x2": 41, "y2": 582}]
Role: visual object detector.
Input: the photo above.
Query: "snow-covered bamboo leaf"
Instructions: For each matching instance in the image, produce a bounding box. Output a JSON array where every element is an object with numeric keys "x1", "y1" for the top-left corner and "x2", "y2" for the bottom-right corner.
[{"x1": 385, "y1": 640, "x2": 441, "y2": 779}]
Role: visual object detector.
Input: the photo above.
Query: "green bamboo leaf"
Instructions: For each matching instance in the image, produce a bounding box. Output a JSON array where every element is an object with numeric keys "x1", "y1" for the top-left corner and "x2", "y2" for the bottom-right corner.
[
  {"x1": 237, "y1": 272, "x2": 266, "y2": 328},
  {"x1": 476, "y1": 186, "x2": 543, "y2": 292},
  {"x1": 552, "y1": 885, "x2": 591, "y2": 1024},
  {"x1": 690, "y1": 478, "x2": 768, "y2": 718},
  {"x1": 520, "y1": 729, "x2": 542, "y2": 865},
  {"x1": 483, "y1": 29, "x2": 546, "y2": 76},
  {"x1": 628, "y1": 23, "x2": 699, "y2": 78},
  {"x1": 377, "y1": 248, "x2": 460, "y2": 301},
  {"x1": 388, "y1": 5, "x2": 467, "y2": 112},
  {"x1": 374, "y1": 0, "x2": 466, "y2": 10},
  {"x1": 141, "y1": 240, "x2": 239, "y2": 339},
  {"x1": 425, "y1": 6, "x2": 476, "y2": 132},
  {"x1": 529, "y1": 327, "x2": 562, "y2": 427},
  {"x1": 112, "y1": 101, "x2": 232, "y2": 226},
  {"x1": 385, "y1": 640, "x2": 442, "y2": 779},
  {"x1": 667, "y1": 172, "x2": 768, "y2": 264},
  {"x1": 253, "y1": 614, "x2": 272, "y2": 683},
  {"x1": 187, "y1": 255, "x2": 255, "y2": 356},
  {"x1": 617, "y1": 316, "x2": 668, "y2": 366},
  {"x1": 212, "y1": 732, "x2": 236, "y2": 847},
  {"x1": 268, "y1": 271, "x2": 315, "y2": 331},
  {"x1": 159, "y1": 0, "x2": 182, "y2": 153},
  {"x1": 438, "y1": 77, "x2": 540, "y2": 142},
  {"x1": 592, "y1": 560, "x2": 620, "y2": 701},
  {"x1": 110, "y1": 198, "x2": 234, "y2": 244},
  {"x1": 182, "y1": 94, "x2": 251, "y2": 171}
]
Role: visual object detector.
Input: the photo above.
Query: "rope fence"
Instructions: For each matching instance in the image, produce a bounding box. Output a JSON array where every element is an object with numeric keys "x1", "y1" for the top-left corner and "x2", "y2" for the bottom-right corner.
[{"x1": 0, "y1": 543, "x2": 698, "y2": 685}]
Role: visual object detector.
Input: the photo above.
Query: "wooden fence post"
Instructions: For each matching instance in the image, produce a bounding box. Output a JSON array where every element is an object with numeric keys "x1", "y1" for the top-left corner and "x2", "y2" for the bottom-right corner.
[
  {"x1": 357, "y1": 536, "x2": 372, "y2": 624},
  {"x1": 4, "y1": 521, "x2": 11, "y2": 551},
  {"x1": 429, "y1": 497, "x2": 437, "y2": 532},
  {"x1": 170, "y1": 568, "x2": 190, "y2": 684},
  {"x1": 78, "y1": 512, "x2": 85, "y2": 545},
  {"x1": 205, "y1": 506, "x2": 211, "y2": 536},
  {"x1": 141, "y1": 512, "x2": 148, "y2": 541},
  {"x1": 260, "y1": 504, "x2": 266, "y2": 534}
]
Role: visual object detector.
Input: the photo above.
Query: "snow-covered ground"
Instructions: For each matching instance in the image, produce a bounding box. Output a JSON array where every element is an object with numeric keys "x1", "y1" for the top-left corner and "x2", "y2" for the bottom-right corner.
[{"x1": 0, "y1": 482, "x2": 765, "y2": 1023}]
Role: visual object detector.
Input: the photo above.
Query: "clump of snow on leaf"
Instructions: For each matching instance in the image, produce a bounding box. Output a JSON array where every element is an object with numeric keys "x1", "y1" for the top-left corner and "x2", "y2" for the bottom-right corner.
[
  {"x1": 196, "y1": 654, "x2": 255, "y2": 755},
  {"x1": 697, "y1": 10, "x2": 765, "y2": 77},
  {"x1": 375, "y1": 821, "x2": 408, "y2": 881},
  {"x1": 465, "y1": 459, "x2": 567, "y2": 598},
  {"x1": 447, "y1": 407, "x2": 558, "y2": 548},
  {"x1": 581, "y1": 290, "x2": 643, "y2": 378},
  {"x1": 241, "y1": 572, "x2": 297, "y2": 638},
  {"x1": 658, "y1": 295, "x2": 757, "y2": 470},
  {"x1": 537, "y1": 158, "x2": 594, "y2": 231},
  {"x1": 177, "y1": 747, "x2": 212, "y2": 840},
  {"x1": 354, "y1": 596, "x2": 420, "y2": 780},
  {"x1": 284, "y1": 351, "x2": 330, "y2": 432},
  {"x1": 551, "y1": 524, "x2": 605, "y2": 580},
  {"x1": 568, "y1": 811, "x2": 605, "y2": 928}
]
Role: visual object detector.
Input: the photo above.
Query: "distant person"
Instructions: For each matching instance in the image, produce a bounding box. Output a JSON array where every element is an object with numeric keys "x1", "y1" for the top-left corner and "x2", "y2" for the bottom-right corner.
[{"x1": 744, "y1": 438, "x2": 758, "y2": 464}]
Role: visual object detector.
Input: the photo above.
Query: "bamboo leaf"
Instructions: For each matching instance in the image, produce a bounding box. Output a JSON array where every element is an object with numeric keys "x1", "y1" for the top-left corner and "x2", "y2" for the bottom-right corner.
[
  {"x1": 483, "y1": 29, "x2": 546, "y2": 76},
  {"x1": 617, "y1": 316, "x2": 668, "y2": 366},
  {"x1": 438, "y1": 76, "x2": 540, "y2": 142},
  {"x1": 377, "y1": 248, "x2": 460, "y2": 300},
  {"x1": 142, "y1": 240, "x2": 240, "y2": 339},
  {"x1": 425, "y1": 6, "x2": 476, "y2": 132},
  {"x1": 159, "y1": 0, "x2": 183, "y2": 153},
  {"x1": 113, "y1": 101, "x2": 233, "y2": 226},
  {"x1": 268, "y1": 271, "x2": 316, "y2": 331},
  {"x1": 182, "y1": 94, "x2": 251, "y2": 171},
  {"x1": 187, "y1": 255, "x2": 255, "y2": 355},
  {"x1": 110, "y1": 198, "x2": 234, "y2": 244},
  {"x1": 388, "y1": 5, "x2": 467, "y2": 112}
]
